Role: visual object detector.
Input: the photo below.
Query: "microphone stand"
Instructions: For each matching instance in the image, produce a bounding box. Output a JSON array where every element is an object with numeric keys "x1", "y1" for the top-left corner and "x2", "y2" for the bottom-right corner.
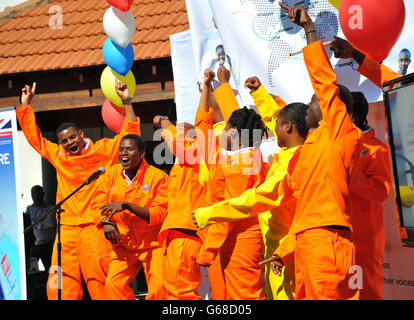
[{"x1": 24, "y1": 181, "x2": 89, "y2": 300}]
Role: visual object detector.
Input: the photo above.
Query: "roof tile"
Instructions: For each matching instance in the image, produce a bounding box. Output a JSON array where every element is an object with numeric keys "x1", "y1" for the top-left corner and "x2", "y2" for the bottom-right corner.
[{"x1": 0, "y1": 0, "x2": 188, "y2": 74}]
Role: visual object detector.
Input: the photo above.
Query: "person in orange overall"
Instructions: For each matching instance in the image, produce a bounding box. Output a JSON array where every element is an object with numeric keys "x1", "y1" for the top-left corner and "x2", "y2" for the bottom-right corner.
[
  {"x1": 153, "y1": 66, "x2": 240, "y2": 300},
  {"x1": 89, "y1": 134, "x2": 169, "y2": 300},
  {"x1": 349, "y1": 92, "x2": 392, "y2": 299},
  {"x1": 193, "y1": 76, "x2": 309, "y2": 300},
  {"x1": 17, "y1": 81, "x2": 140, "y2": 300},
  {"x1": 325, "y1": 37, "x2": 401, "y2": 299},
  {"x1": 262, "y1": 3, "x2": 364, "y2": 300},
  {"x1": 194, "y1": 69, "x2": 269, "y2": 300}
]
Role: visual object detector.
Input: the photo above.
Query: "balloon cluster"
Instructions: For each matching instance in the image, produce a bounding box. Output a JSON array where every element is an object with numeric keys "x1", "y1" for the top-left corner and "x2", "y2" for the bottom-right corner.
[
  {"x1": 101, "y1": 0, "x2": 137, "y2": 133},
  {"x1": 330, "y1": 0, "x2": 405, "y2": 63}
]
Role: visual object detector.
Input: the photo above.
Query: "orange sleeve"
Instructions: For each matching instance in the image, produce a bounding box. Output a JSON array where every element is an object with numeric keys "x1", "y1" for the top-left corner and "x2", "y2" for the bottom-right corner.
[
  {"x1": 213, "y1": 82, "x2": 240, "y2": 122},
  {"x1": 303, "y1": 40, "x2": 355, "y2": 141},
  {"x1": 274, "y1": 233, "x2": 295, "y2": 264},
  {"x1": 350, "y1": 145, "x2": 392, "y2": 202},
  {"x1": 15, "y1": 104, "x2": 59, "y2": 163},
  {"x1": 196, "y1": 222, "x2": 232, "y2": 267},
  {"x1": 194, "y1": 106, "x2": 219, "y2": 168},
  {"x1": 148, "y1": 173, "x2": 169, "y2": 226},
  {"x1": 161, "y1": 124, "x2": 199, "y2": 165},
  {"x1": 358, "y1": 57, "x2": 401, "y2": 88},
  {"x1": 274, "y1": 95, "x2": 287, "y2": 108},
  {"x1": 96, "y1": 116, "x2": 142, "y2": 158}
]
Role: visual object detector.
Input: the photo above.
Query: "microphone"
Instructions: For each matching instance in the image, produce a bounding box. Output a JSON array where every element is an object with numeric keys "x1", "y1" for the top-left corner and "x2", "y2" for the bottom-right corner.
[{"x1": 84, "y1": 167, "x2": 105, "y2": 185}]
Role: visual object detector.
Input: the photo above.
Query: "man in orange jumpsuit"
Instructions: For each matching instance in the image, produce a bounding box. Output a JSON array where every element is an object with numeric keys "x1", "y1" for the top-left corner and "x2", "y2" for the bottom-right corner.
[
  {"x1": 17, "y1": 81, "x2": 140, "y2": 300},
  {"x1": 348, "y1": 92, "x2": 392, "y2": 299},
  {"x1": 153, "y1": 101, "x2": 210, "y2": 300},
  {"x1": 325, "y1": 36, "x2": 401, "y2": 299},
  {"x1": 263, "y1": 3, "x2": 364, "y2": 300},
  {"x1": 90, "y1": 134, "x2": 169, "y2": 300}
]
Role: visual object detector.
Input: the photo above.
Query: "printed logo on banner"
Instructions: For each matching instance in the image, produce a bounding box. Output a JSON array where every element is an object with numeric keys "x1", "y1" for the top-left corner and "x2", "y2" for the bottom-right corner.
[{"x1": 0, "y1": 118, "x2": 12, "y2": 139}]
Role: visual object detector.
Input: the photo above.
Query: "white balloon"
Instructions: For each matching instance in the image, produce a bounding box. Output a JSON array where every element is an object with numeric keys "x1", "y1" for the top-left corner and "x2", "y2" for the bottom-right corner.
[{"x1": 103, "y1": 6, "x2": 136, "y2": 48}]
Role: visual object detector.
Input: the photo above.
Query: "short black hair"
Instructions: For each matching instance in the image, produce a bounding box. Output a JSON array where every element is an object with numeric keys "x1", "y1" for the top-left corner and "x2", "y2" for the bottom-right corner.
[
  {"x1": 31, "y1": 185, "x2": 44, "y2": 194},
  {"x1": 216, "y1": 44, "x2": 224, "y2": 52},
  {"x1": 338, "y1": 84, "x2": 354, "y2": 115},
  {"x1": 278, "y1": 103, "x2": 309, "y2": 139},
  {"x1": 228, "y1": 106, "x2": 267, "y2": 147},
  {"x1": 351, "y1": 91, "x2": 369, "y2": 130},
  {"x1": 121, "y1": 134, "x2": 145, "y2": 151},
  {"x1": 55, "y1": 122, "x2": 80, "y2": 136}
]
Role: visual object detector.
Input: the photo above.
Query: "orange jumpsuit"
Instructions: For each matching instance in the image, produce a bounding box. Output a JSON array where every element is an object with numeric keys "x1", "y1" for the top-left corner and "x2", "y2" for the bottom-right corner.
[
  {"x1": 91, "y1": 161, "x2": 169, "y2": 300},
  {"x1": 196, "y1": 84, "x2": 268, "y2": 300},
  {"x1": 282, "y1": 41, "x2": 363, "y2": 300},
  {"x1": 158, "y1": 106, "x2": 211, "y2": 300},
  {"x1": 16, "y1": 104, "x2": 140, "y2": 300},
  {"x1": 354, "y1": 57, "x2": 400, "y2": 299},
  {"x1": 195, "y1": 84, "x2": 297, "y2": 300},
  {"x1": 349, "y1": 128, "x2": 392, "y2": 300}
]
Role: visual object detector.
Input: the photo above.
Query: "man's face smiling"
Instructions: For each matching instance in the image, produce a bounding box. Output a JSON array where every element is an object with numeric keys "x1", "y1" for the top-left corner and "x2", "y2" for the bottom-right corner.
[
  {"x1": 57, "y1": 127, "x2": 85, "y2": 156},
  {"x1": 119, "y1": 138, "x2": 144, "y2": 172}
]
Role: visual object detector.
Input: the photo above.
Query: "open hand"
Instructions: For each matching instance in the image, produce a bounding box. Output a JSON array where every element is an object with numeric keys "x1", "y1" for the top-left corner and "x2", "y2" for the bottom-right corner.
[
  {"x1": 21, "y1": 82, "x2": 36, "y2": 106},
  {"x1": 100, "y1": 202, "x2": 124, "y2": 219},
  {"x1": 102, "y1": 217, "x2": 122, "y2": 244},
  {"x1": 258, "y1": 254, "x2": 284, "y2": 276},
  {"x1": 192, "y1": 211, "x2": 200, "y2": 228},
  {"x1": 324, "y1": 36, "x2": 355, "y2": 59}
]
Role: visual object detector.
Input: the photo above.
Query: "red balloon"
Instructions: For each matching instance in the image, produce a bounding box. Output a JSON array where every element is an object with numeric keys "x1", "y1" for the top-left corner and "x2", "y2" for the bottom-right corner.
[
  {"x1": 339, "y1": 0, "x2": 405, "y2": 62},
  {"x1": 106, "y1": 0, "x2": 134, "y2": 11},
  {"x1": 101, "y1": 99, "x2": 125, "y2": 134}
]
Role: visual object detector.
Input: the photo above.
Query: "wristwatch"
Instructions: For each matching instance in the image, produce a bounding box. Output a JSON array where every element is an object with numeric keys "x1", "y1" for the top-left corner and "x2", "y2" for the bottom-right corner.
[{"x1": 122, "y1": 97, "x2": 133, "y2": 104}]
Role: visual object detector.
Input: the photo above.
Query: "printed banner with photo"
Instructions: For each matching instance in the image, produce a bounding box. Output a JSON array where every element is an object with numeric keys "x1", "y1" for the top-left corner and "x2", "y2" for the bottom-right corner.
[{"x1": 0, "y1": 108, "x2": 26, "y2": 300}]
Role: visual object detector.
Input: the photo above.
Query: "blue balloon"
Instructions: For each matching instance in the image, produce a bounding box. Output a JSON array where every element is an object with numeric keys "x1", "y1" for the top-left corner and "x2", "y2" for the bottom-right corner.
[{"x1": 102, "y1": 38, "x2": 134, "y2": 76}]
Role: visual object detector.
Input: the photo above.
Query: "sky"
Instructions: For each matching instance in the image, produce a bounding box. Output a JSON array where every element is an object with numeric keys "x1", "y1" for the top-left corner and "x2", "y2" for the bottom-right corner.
[{"x1": 0, "y1": 0, "x2": 29, "y2": 13}]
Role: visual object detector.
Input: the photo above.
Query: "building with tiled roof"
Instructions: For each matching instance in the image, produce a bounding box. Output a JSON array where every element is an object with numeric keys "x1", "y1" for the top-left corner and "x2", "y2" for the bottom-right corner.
[
  {"x1": 0, "y1": 0, "x2": 188, "y2": 74},
  {"x1": 0, "y1": 0, "x2": 188, "y2": 113}
]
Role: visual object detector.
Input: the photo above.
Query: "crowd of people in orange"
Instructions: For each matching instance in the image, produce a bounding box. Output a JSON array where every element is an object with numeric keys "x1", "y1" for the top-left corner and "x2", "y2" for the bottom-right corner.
[{"x1": 17, "y1": 4, "x2": 401, "y2": 300}]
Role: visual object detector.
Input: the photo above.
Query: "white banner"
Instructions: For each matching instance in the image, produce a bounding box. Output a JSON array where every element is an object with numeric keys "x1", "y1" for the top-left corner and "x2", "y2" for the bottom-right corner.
[
  {"x1": 0, "y1": 108, "x2": 26, "y2": 300},
  {"x1": 170, "y1": 30, "x2": 200, "y2": 125},
  {"x1": 206, "y1": 0, "x2": 386, "y2": 105}
]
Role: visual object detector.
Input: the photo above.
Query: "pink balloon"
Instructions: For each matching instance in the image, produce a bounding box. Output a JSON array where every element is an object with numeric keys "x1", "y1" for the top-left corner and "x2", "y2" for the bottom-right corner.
[
  {"x1": 106, "y1": 0, "x2": 134, "y2": 11},
  {"x1": 339, "y1": 0, "x2": 405, "y2": 62},
  {"x1": 101, "y1": 99, "x2": 125, "y2": 134}
]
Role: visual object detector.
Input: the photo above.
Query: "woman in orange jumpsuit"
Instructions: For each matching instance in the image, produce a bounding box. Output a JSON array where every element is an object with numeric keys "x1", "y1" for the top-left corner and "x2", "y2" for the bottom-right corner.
[{"x1": 195, "y1": 69, "x2": 269, "y2": 300}]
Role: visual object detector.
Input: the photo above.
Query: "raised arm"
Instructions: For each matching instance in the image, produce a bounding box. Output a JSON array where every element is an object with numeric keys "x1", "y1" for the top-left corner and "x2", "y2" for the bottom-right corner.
[
  {"x1": 325, "y1": 36, "x2": 401, "y2": 87},
  {"x1": 213, "y1": 66, "x2": 240, "y2": 122},
  {"x1": 245, "y1": 76, "x2": 285, "y2": 137},
  {"x1": 97, "y1": 80, "x2": 141, "y2": 158},
  {"x1": 15, "y1": 82, "x2": 59, "y2": 163},
  {"x1": 280, "y1": 3, "x2": 355, "y2": 140}
]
